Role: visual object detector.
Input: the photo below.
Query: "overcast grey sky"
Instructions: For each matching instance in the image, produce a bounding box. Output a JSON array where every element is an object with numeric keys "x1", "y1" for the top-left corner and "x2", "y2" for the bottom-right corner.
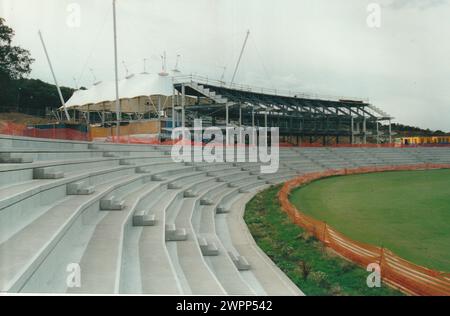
[{"x1": 1, "y1": 0, "x2": 449, "y2": 131}]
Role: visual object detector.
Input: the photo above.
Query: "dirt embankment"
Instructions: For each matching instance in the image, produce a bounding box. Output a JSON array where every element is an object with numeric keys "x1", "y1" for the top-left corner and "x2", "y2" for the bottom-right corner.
[{"x1": 0, "y1": 112, "x2": 56, "y2": 125}]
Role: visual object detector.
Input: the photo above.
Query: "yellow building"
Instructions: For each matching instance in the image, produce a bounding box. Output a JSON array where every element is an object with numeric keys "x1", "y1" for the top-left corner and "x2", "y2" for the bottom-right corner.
[{"x1": 400, "y1": 136, "x2": 450, "y2": 145}]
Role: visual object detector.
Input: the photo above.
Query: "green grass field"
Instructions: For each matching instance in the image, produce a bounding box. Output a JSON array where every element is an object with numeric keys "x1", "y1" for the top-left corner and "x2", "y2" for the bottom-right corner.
[{"x1": 290, "y1": 169, "x2": 450, "y2": 272}]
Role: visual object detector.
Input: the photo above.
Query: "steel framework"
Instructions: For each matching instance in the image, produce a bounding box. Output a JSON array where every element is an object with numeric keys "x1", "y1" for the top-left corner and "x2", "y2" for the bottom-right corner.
[{"x1": 172, "y1": 75, "x2": 393, "y2": 145}]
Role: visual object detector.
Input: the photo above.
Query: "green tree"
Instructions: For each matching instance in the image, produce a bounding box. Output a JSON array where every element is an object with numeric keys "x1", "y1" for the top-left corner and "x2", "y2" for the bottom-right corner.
[
  {"x1": 0, "y1": 18, "x2": 75, "y2": 116},
  {"x1": 0, "y1": 17, "x2": 34, "y2": 80},
  {"x1": 0, "y1": 17, "x2": 35, "y2": 112}
]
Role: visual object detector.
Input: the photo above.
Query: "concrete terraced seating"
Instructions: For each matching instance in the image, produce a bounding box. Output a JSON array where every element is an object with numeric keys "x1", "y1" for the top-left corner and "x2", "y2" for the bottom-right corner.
[
  {"x1": 3, "y1": 135, "x2": 448, "y2": 295},
  {"x1": 188, "y1": 168, "x2": 297, "y2": 295},
  {"x1": 331, "y1": 148, "x2": 385, "y2": 167},
  {"x1": 213, "y1": 174, "x2": 303, "y2": 295},
  {"x1": 359, "y1": 148, "x2": 424, "y2": 165},
  {"x1": 0, "y1": 136, "x2": 302, "y2": 295},
  {"x1": 295, "y1": 148, "x2": 356, "y2": 169},
  {"x1": 0, "y1": 147, "x2": 166, "y2": 163},
  {"x1": 405, "y1": 147, "x2": 450, "y2": 164}
]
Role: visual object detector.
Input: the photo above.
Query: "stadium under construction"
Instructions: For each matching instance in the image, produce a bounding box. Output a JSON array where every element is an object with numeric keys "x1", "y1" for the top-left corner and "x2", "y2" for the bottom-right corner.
[
  {"x1": 46, "y1": 73, "x2": 394, "y2": 146},
  {"x1": 32, "y1": 12, "x2": 394, "y2": 146},
  {"x1": 172, "y1": 76, "x2": 393, "y2": 145}
]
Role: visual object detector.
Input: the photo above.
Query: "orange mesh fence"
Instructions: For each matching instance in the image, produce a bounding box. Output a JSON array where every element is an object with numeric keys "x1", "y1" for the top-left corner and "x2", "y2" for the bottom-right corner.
[
  {"x1": 298, "y1": 143, "x2": 450, "y2": 148},
  {"x1": 0, "y1": 121, "x2": 27, "y2": 136},
  {"x1": 278, "y1": 164, "x2": 450, "y2": 296},
  {"x1": 0, "y1": 121, "x2": 91, "y2": 141},
  {"x1": 22, "y1": 127, "x2": 90, "y2": 141},
  {"x1": 103, "y1": 135, "x2": 176, "y2": 145},
  {"x1": 103, "y1": 135, "x2": 296, "y2": 148}
]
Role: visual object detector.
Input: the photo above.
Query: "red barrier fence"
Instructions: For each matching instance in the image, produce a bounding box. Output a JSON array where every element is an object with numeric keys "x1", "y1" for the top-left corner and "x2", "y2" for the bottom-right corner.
[
  {"x1": 298, "y1": 143, "x2": 450, "y2": 148},
  {"x1": 278, "y1": 164, "x2": 450, "y2": 296},
  {"x1": 0, "y1": 121, "x2": 90, "y2": 141},
  {"x1": 2, "y1": 120, "x2": 450, "y2": 148}
]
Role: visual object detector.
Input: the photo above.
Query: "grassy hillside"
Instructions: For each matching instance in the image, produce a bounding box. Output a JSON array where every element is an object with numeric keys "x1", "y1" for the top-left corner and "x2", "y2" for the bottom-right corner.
[{"x1": 0, "y1": 77, "x2": 74, "y2": 117}]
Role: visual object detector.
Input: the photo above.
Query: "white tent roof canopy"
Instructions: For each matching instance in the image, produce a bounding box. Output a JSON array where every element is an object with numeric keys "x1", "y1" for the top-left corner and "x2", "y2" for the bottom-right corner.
[{"x1": 63, "y1": 72, "x2": 175, "y2": 109}]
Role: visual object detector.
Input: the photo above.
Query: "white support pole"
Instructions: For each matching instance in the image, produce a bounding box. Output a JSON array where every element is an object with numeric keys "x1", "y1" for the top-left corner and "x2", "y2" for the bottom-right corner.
[
  {"x1": 181, "y1": 84, "x2": 186, "y2": 129},
  {"x1": 351, "y1": 116, "x2": 354, "y2": 144},
  {"x1": 225, "y1": 103, "x2": 229, "y2": 128},
  {"x1": 363, "y1": 116, "x2": 367, "y2": 144},
  {"x1": 239, "y1": 104, "x2": 242, "y2": 127},
  {"x1": 376, "y1": 121, "x2": 380, "y2": 144},
  {"x1": 172, "y1": 87, "x2": 175, "y2": 131},
  {"x1": 177, "y1": 92, "x2": 180, "y2": 128},
  {"x1": 157, "y1": 95, "x2": 162, "y2": 139},
  {"x1": 38, "y1": 31, "x2": 71, "y2": 122},
  {"x1": 231, "y1": 30, "x2": 250, "y2": 86},
  {"x1": 252, "y1": 106, "x2": 255, "y2": 127},
  {"x1": 389, "y1": 119, "x2": 392, "y2": 144},
  {"x1": 157, "y1": 95, "x2": 161, "y2": 115},
  {"x1": 265, "y1": 112, "x2": 268, "y2": 128},
  {"x1": 113, "y1": 0, "x2": 120, "y2": 142},
  {"x1": 143, "y1": 58, "x2": 148, "y2": 74}
]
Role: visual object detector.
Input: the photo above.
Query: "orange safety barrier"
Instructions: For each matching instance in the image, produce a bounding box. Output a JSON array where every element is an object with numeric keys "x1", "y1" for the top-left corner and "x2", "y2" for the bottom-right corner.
[
  {"x1": 278, "y1": 164, "x2": 450, "y2": 296},
  {"x1": 2, "y1": 119, "x2": 450, "y2": 148},
  {"x1": 102, "y1": 136, "x2": 299, "y2": 148},
  {"x1": 298, "y1": 143, "x2": 450, "y2": 148},
  {"x1": 0, "y1": 121, "x2": 91, "y2": 141},
  {"x1": 0, "y1": 121, "x2": 29, "y2": 136},
  {"x1": 103, "y1": 135, "x2": 175, "y2": 145}
]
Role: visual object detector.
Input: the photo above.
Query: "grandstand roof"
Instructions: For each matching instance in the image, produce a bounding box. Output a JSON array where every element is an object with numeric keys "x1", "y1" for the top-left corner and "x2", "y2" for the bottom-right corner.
[{"x1": 63, "y1": 73, "x2": 174, "y2": 109}]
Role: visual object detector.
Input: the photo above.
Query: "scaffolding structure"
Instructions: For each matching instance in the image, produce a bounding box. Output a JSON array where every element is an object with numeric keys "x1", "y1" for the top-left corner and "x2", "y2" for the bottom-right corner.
[{"x1": 172, "y1": 75, "x2": 393, "y2": 145}]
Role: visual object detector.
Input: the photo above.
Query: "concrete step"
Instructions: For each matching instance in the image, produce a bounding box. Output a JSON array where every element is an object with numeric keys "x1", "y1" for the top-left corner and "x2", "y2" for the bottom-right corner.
[
  {"x1": 216, "y1": 205, "x2": 231, "y2": 214},
  {"x1": 103, "y1": 152, "x2": 119, "y2": 158},
  {"x1": 168, "y1": 183, "x2": 182, "y2": 190},
  {"x1": 119, "y1": 159, "x2": 136, "y2": 166},
  {"x1": 67, "y1": 181, "x2": 95, "y2": 195},
  {"x1": 165, "y1": 224, "x2": 188, "y2": 241},
  {"x1": 228, "y1": 252, "x2": 251, "y2": 271},
  {"x1": 133, "y1": 211, "x2": 157, "y2": 227},
  {"x1": 198, "y1": 236, "x2": 219, "y2": 256},
  {"x1": 200, "y1": 198, "x2": 214, "y2": 206},
  {"x1": 87, "y1": 144, "x2": 101, "y2": 150},
  {"x1": 151, "y1": 174, "x2": 166, "y2": 181},
  {"x1": 0, "y1": 153, "x2": 33, "y2": 163},
  {"x1": 33, "y1": 167, "x2": 64, "y2": 179},
  {"x1": 100, "y1": 196, "x2": 125, "y2": 211},
  {"x1": 184, "y1": 189, "x2": 197, "y2": 198}
]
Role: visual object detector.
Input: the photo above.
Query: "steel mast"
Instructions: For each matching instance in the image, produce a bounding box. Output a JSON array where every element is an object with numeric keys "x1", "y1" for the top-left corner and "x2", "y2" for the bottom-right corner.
[
  {"x1": 38, "y1": 30, "x2": 71, "y2": 122},
  {"x1": 113, "y1": 0, "x2": 120, "y2": 141}
]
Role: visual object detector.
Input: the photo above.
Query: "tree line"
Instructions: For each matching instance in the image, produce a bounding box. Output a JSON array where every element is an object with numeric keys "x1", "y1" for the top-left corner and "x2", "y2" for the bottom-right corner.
[{"x1": 0, "y1": 17, "x2": 74, "y2": 117}]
